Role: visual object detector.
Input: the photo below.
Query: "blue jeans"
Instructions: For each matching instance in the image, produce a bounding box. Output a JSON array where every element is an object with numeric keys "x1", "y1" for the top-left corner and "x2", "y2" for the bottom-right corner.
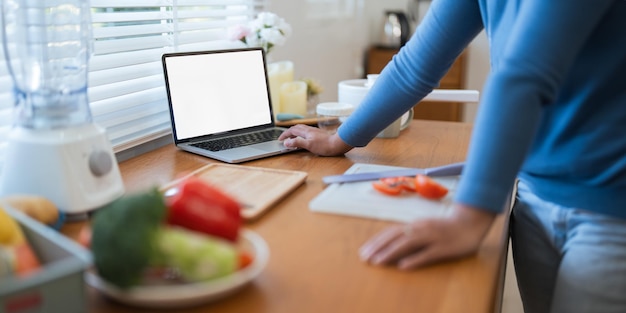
[{"x1": 511, "y1": 180, "x2": 626, "y2": 313}]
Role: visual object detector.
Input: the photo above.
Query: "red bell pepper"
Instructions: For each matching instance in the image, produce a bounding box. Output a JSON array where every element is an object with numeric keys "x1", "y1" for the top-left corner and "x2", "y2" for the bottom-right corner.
[{"x1": 166, "y1": 177, "x2": 242, "y2": 242}]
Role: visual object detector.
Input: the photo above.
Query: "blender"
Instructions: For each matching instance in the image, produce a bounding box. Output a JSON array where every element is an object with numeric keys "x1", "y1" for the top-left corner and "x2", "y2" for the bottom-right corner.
[{"x1": 0, "y1": 0, "x2": 124, "y2": 215}]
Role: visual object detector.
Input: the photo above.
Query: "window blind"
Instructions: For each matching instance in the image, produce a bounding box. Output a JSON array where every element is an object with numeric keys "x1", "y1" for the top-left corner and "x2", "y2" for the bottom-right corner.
[{"x1": 0, "y1": 0, "x2": 267, "y2": 158}]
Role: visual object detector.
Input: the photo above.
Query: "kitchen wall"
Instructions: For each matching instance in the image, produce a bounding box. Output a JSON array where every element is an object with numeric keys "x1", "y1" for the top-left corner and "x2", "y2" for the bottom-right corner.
[{"x1": 267, "y1": 0, "x2": 489, "y2": 123}]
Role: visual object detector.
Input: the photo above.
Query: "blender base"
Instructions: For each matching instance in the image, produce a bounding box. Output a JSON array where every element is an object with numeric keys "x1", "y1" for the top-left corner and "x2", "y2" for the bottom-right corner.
[{"x1": 0, "y1": 124, "x2": 125, "y2": 214}]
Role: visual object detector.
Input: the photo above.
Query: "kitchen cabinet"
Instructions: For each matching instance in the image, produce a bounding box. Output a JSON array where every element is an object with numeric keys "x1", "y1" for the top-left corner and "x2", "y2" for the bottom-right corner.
[{"x1": 364, "y1": 46, "x2": 467, "y2": 122}]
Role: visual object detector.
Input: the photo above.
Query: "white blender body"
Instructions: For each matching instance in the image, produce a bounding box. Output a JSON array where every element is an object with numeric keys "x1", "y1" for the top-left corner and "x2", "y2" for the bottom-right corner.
[{"x1": 0, "y1": 0, "x2": 125, "y2": 214}]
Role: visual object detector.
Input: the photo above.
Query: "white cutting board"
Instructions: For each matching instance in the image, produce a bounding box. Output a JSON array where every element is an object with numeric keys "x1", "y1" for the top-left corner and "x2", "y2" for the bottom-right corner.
[{"x1": 309, "y1": 163, "x2": 460, "y2": 223}]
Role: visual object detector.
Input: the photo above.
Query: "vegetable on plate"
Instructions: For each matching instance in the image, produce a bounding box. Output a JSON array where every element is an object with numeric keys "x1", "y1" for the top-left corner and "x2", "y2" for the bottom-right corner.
[
  {"x1": 166, "y1": 177, "x2": 241, "y2": 242},
  {"x1": 90, "y1": 180, "x2": 251, "y2": 289}
]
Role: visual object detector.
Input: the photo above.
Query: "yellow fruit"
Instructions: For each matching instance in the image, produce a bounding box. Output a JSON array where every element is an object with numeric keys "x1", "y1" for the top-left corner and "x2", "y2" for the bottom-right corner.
[
  {"x1": 0, "y1": 206, "x2": 25, "y2": 246},
  {"x1": 1, "y1": 195, "x2": 59, "y2": 226}
]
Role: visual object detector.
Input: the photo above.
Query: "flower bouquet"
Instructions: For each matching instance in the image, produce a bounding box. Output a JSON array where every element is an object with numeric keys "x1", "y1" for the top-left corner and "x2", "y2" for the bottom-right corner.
[{"x1": 228, "y1": 12, "x2": 292, "y2": 56}]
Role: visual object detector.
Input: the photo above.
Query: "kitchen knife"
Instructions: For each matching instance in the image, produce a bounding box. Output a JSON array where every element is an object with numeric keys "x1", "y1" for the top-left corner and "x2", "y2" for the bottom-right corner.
[{"x1": 322, "y1": 162, "x2": 464, "y2": 184}]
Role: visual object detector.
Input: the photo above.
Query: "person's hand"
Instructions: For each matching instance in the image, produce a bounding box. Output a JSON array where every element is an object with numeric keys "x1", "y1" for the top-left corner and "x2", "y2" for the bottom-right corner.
[
  {"x1": 278, "y1": 124, "x2": 353, "y2": 156},
  {"x1": 359, "y1": 204, "x2": 496, "y2": 270}
]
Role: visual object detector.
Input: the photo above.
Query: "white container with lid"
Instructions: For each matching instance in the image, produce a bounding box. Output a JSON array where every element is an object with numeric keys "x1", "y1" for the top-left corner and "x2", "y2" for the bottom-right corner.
[
  {"x1": 337, "y1": 79, "x2": 368, "y2": 109},
  {"x1": 337, "y1": 74, "x2": 379, "y2": 109},
  {"x1": 316, "y1": 102, "x2": 354, "y2": 134}
]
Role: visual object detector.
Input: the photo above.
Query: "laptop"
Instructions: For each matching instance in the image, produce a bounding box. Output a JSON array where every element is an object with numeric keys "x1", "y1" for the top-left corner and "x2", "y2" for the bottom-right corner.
[{"x1": 161, "y1": 47, "x2": 298, "y2": 163}]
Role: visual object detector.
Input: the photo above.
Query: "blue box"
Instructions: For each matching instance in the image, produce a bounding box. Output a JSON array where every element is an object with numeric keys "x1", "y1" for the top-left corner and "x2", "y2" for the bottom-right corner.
[{"x1": 0, "y1": 206, "x2": 91, "y2": 313}]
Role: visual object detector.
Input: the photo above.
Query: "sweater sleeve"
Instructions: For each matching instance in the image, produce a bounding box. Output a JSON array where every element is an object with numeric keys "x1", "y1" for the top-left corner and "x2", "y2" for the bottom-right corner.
[
  {"x1": 337, "y1": 0, "x2": 483, "y2": 147},
  {"x1": 454, "y1": 0, "x2": 616, "y2": 213}
]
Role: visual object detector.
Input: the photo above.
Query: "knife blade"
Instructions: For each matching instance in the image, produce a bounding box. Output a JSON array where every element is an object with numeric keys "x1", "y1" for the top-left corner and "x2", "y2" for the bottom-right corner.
[{"x1": 322, "y1": 162, "x2": 464, "y2": 184}]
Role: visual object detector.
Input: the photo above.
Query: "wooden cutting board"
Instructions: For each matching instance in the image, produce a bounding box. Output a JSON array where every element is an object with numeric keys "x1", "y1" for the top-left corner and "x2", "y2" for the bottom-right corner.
[{"x1": 161, "y1": 164, "x2": 307, "y2": 220}]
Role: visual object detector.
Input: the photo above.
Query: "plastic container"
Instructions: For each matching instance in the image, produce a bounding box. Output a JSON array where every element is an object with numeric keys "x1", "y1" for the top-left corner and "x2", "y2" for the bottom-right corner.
[
  {"x1": 337, "y1": 79, "x2": 369, "y2": 109},
  {"x1": 0, "y1": 206, "x2": 91, "y2": 313},
  {"x1": 316, "y1": 102, "x2": 354, "y2": 134},
  {"x1": 337, "y1": 75, "x2": 378, "y2": 110}
]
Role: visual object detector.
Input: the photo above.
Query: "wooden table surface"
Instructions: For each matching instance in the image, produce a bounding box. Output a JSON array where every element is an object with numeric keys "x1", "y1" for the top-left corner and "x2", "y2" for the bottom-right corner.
[{"x1": 69, "y1": 120, "x2": 509, "y2": 313}]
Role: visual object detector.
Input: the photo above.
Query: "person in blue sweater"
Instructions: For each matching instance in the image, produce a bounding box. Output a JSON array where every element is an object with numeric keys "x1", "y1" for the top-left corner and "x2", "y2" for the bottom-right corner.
[{"x1": 279, "y1": 1, "x2": 626, "y2": 312}]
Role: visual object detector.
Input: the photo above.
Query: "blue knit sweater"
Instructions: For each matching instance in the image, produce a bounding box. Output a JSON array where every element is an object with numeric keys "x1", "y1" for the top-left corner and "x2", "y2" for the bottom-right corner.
[{"x1": 338, "y1": 0, "x2": 626, "y2": 218}]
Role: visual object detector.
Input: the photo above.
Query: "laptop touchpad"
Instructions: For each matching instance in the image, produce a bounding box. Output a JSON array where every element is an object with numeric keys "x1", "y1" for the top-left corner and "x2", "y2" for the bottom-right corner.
[{"x1": 253, "y1": 141, "x2": 290, "y2": 152}]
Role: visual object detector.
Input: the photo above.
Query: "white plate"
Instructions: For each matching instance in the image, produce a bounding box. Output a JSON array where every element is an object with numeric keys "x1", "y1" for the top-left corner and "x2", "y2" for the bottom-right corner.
[{"x1": 85, "y1": 229, "x2": 269, "y2": 309}]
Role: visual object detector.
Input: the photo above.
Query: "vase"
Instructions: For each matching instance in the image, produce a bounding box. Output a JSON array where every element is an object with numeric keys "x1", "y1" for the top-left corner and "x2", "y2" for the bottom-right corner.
[{"x1": 306, "y1": 94, "x2": 320, "y2": 116}]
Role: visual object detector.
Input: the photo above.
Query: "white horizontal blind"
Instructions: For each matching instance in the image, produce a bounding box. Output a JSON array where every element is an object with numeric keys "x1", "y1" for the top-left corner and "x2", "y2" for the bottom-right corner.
[{"x1": 0, "y1": 0, "x2": 266, "y2": 156}]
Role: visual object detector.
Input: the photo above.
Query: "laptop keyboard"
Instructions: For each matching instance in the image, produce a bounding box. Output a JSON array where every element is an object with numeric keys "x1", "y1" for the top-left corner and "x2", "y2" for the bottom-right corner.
[{"x1": 191, "y1": 129, "x2": 284, "y2": 152}]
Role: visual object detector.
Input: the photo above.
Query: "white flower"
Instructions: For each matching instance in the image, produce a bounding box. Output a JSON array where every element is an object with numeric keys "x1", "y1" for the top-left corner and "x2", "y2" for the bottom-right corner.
[
  {"x1": 259, "y1": 28, "x2": 286, "y2": 46},
  {"x1": 256, "y1": 12, "x2": 279, "y2": 27},
  {"x1": 227, "y1": 12, "x2": 291, "y2": 55}
]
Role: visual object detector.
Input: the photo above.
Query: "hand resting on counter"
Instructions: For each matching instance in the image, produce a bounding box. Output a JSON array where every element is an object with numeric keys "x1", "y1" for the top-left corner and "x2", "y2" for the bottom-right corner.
[
  {"x1": 278, "y1": 124, "x2": 353, "y2": 156},
  {"x1": 359, "y1": 204, "x2": 497, "y2": 270}
]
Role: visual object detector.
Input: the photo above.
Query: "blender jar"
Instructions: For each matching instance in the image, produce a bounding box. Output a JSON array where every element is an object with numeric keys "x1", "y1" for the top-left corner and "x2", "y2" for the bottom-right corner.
[{"x1": 1, "y1": 0, "x2": 93, "y2": 129}]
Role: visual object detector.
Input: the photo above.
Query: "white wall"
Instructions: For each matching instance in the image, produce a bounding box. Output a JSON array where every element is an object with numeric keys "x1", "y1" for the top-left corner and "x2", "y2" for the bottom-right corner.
[
  {"x1": 268, "y1": 0, "x2": 490, "y2": 123},
  {"x1": 464, "y1": 31, "x2": 490, "y2": 122}
]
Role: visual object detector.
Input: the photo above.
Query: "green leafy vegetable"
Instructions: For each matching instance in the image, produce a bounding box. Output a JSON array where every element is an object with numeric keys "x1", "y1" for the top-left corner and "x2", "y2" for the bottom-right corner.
[{"x1": 91, "y1": 188, "x2": 167, "y2": 288}]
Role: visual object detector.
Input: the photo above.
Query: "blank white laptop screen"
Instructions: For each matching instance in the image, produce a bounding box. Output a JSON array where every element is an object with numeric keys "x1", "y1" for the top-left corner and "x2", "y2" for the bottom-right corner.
[
  {"x1": 164, "y1": 49, "x2": 272, "y2": 140},
  {"x1": 162, "y1": 48, "x2": 299, "y2": 164}
]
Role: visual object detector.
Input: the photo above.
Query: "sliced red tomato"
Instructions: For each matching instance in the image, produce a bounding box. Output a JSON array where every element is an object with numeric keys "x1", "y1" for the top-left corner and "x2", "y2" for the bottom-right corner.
[
  {"x1": 380, "y1": 176, "x2": 415, "y2": 191},
  {"x1": 166, "y1": 177, "x2": 242, "y2": 242},
  {"x1": 393, "y1": 177, "x2": 417, "y2": 192},
  {"x1": 414, "y1": 175, "x2": 449, "y2": 200},
  {"x1": 373, "y1": 176, "x2": 416, "y2": 196},
  {"x1": 372, "y1": 180, "x2": 403, "y2": 195},
  {"x1": 373, "y1": 175, "x2": 448, "y2": 200}
]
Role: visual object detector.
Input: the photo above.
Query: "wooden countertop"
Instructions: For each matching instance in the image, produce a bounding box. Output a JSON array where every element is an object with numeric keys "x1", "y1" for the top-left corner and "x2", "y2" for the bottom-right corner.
[{"x1": 75, "y1": 120, "x2": 509, "y2": 313}]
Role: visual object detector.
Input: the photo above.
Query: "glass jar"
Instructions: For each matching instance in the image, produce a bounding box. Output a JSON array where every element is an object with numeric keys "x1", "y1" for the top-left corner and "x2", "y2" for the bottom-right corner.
[{"x1": 316, "y1": 102, "x2": 354, "y2": 134}]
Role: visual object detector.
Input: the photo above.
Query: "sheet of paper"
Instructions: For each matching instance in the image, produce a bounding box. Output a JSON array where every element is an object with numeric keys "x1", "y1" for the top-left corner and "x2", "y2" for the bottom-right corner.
[{"x1": 309, "y1": 163, "x2": 459, "y2": 223}]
